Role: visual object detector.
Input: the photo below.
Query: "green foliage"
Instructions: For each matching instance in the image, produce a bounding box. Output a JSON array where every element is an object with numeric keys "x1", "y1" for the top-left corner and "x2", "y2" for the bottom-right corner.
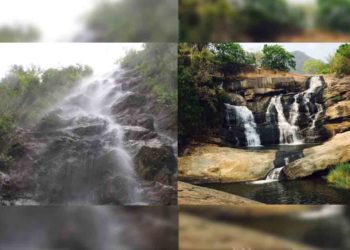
[
  {"x1": 120, "y1": 44, "x2": 177, "y2": 110},
  {"x1": 261, "y1": 44, "x2": 296, "y2": 72},
  {"x1": 179, "y1": 0, "x2": 237, "y2": 41},
  {"x1": 303, "y1": 59, "x2": 330, "y2": 74},
  {"x1": 317, "y1": 0, "x2": 350, "y2": 33},
  {"x1": 329, "y1": 44, "x2": 350, "y2": 75},
  {"x1": 0, "y1": 64, "x2": 93, "y2": 125},
  {"x1": 0, "y1": 24, "x2": 40, "y2": 42},
  {"x1": 327, "y1": 162, "x2": 350, "y2": 189},
  {"x1": 214, "y1": 43, "x2": 256, "y2": 76},
  {"x1": 85, "y1": 0, "x2": 177, "y2": 42},
  {"x1": 235, "y1": 0, "x2": 305, "y2": 41},
  {"x1": 332, "y1": 95, "x2": 344, "y2": 102},
  {"x1": 180, "y1": 0, "x2": 306, "y2": 41}
]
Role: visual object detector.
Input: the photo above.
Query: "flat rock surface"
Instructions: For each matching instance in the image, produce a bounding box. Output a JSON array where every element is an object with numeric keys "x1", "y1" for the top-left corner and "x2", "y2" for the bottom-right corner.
[
  {"x1": 178, "y1": 181, "x2": 262, "y2": 205},
  {"x1": 179, "y1": 145, "x2": 276, "y2": 183}
]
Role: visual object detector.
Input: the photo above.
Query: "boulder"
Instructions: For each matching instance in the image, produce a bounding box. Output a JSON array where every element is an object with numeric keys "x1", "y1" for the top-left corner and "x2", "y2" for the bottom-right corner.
[
  {"x1": 111, "y1": 93, "x2": 147, "y2": 114},
  {"x1": 123, "y1": 126, "x2": 157, "y2": 141},
  {"x1": 178, "y1": 181, "x2": 262, "y2": 205},
  {"x1": 178, "y1": 146, "x2": 276, "y2": 183},
  {"x1": 284, "y1": 131, "x2": 350, "y2": 179},
  {"x1": 134, "y1": 146, "x2": 176, "y2": 185},
  {"x1": 227, "y1": 93, "x2": 246, "y2": 106},
  {"x1": 325, "y1": 100, "x2": 350, "y2": 121},
  {"x1": 324, "y1": 121, "x2": 350, "y2": 136}
]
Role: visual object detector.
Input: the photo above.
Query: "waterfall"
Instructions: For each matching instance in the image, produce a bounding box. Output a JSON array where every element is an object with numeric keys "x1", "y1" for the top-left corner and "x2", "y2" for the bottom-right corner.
[
  {"x1": 225, "y1": 104, "x2": 261, "y2": 147},
  {"x1": 311, "y1": 103, "x2": 323, "y2": 129},
  {"x1": 266, "y1": 167, "x2": 283, "y2": 181},
  {"x1": 266, "y1": 96, "x2": 304, "y2": 145},
  {"x1": 39, "y1": 69, "x2": 144, "y2": 205}
]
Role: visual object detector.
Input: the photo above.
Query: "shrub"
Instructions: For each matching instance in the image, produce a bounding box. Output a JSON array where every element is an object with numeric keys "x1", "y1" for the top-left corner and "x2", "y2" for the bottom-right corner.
[
  {"x1": 261, "y1": 44, "x2": 296, "y2": 72},
  {"x1": 317, "y1": 0, "x2": 350, "y2": 34},
  {"x1": 327, "y1": 162, "x2": 350, "y2": 189},
  {"x1": 303, "y1": 59, "x2": 330, "y2": 74}
]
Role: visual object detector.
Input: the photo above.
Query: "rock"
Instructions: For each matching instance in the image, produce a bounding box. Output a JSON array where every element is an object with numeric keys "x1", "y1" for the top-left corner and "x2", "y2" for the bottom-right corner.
[
  {"x1": 323, "y1": 76, "x2": 350, "y2": 106},
  {"x1": 324, "y1": 121, "x2": 350, "y2": 137},
  {"x1": 244, "y1": 88, "x2": 284, "y2": 101},
  {"x1": 284, "y1": 131, "x2": 350, "y2": 179},
  {"x1": 111, "y1": 93, "x2": 147, "y2": 114},
  {"x1": 178, "y1": 145, "x2": 276, "y2": 183},
  {"x1": 123, "y1": 126, "x2": 157, "y2": 141},
  {"x1": 179, "y1": 213, "x2": 317, "y2": 250},
  {"x1": 72, "y1": 123, "x2": 106, "y2": 136},
  {"x1": 99, "y1": 175, "x2": 137, "y2": 204},
  {"x1": 178, "y1": 181, "x2": 262, "y2": 205},
  {"x1": 325, "y1": 100, "x2": 350, "y2": 121},
  {"x1": 0, "y1": 172, "x2": 10, "y2": 186},
  {"x1": 227, "y1": 93, "x2": 246, "y2": 106},
  {"x1": 134, "y1": 146, "x2": 176, "y2": 185}
]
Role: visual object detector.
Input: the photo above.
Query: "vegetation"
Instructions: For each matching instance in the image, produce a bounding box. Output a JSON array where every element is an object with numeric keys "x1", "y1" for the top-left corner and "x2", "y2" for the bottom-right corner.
[
  {"x1": 0, "y1": 65, "x2": 93, "y2": 170},
  {"x1": 329, "y1": 44, "x2": 350, "y2": 75},
  {"x1": 327, "y1": 162, "x2": 350, "y2": 189},
  {"x1": 0, "y1": 24, "x2": 40, "y2": 42},
  {"x1": 180, "y1": 0, "x2": 306, "y2": 41},
  {"x1": 303, "y1": 59, "x2": 330, "y2": 74},
  {"x1": 317, "y1": 0, "x2": 350, "y2": 34},
  {"x1": 261, "y1": 45, "x2": 296, "y2": 72},
  {"x1": 120, "y1": 44, "x2": 177, "y2": 110},
  {"x1": 84, "y1": 0, "x2": 177, "y2": 42}
]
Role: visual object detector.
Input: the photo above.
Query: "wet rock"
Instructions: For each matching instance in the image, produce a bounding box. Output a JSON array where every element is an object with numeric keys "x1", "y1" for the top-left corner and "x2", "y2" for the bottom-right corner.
[
  {"x1": 284, "y1": 131, "x2": 350, "y2": 179},
  {"x1": 123, "y1": 126, "x2": 157, "y2": 141},
  {"x1": 99, "y1": 175, "x2": 137, "y2": 204},
  {"x1": 72, "y1": 123, "x2": 106, "y2": 136},
  {"x1": 135, "y1": 146, "x2": 176, "y2": 185},
  {"x1": 111, "y1": 93, "x2": 147, "y2": 114},
  {"x1": 227, "y1": 93, "x2": 246, "y2": 106},
  {"x1": 178, "y1": 145, "x2": 276, "y2": 183}
]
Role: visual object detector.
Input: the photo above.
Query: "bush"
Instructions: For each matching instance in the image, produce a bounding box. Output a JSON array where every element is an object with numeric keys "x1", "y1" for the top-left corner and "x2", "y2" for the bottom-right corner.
[
  {"x1": 317, "y1": 0, "x2": 350, "y2": 33},
  {"x1": 261, "y1": 44, "x2": 296, "y2": 72},
  {"x1": 327, "y1": 162, "x2": 350, "y2": 189},
  {"x1": 329, "y1": 44, "x2": 350, "y2": 75},
  {"x1": 303, "y1": 59, "x2": 330, "y2": 74}
]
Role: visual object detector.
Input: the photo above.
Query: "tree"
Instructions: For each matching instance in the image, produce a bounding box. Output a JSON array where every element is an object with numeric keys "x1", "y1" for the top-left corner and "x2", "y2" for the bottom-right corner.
[
  {"x1": 329, "y1": 44, "x2": 350, "y2": 75},
  {"x1": 317, "y1": 0, "x2": 350, "y2": 33},
  {"x1": 213, "y1": 43, "x2": 256, "y2": 76},
  {"x1": 303, "y1": 59, "x2": 330, "y2": 74},
  {"x1": 0, "y1": 24, "x2": 40, "y2": 42},
  {"x1": 261, "y1": 44, "x2": 296, "y2": 72},
  {"x1": 235, "y1": 0, "x2": 306, "y2": 41}
]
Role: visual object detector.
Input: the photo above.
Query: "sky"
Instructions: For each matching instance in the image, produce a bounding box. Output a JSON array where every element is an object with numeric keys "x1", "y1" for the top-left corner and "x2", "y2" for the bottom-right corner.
[
  {"x1": 241, "y1": 43, "x2": 341, "y2": 61},
  {"x1": 0, "y1": 0, "x2": 105, "y2": 41},
  {"x1": 0, "y1": 43, "x2": 143, "y2": 78}
]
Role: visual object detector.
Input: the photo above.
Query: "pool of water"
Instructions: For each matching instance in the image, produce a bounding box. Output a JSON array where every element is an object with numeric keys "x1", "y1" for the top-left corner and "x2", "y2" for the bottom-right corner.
[{"x1": 202, "y1": 179, "x2": 350, "y2": 204}]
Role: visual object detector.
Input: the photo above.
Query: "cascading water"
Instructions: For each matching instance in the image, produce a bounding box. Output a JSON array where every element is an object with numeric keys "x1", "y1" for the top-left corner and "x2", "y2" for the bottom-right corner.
[
  {"x1": 34, "y1": 69, "x2": 145, "y2": 205},
  {"x1": 266, "y1": 167, "x2": 283, "y2": 181},
  {"x1": 266, "y1": 96, "x2": 304, "y2": 145},
  {"x1": 225, "y1": 104, "x2": 261, "y2": 147},
  {"x1": 266, "y1": 76, "x2": 324, "y2": 145}
]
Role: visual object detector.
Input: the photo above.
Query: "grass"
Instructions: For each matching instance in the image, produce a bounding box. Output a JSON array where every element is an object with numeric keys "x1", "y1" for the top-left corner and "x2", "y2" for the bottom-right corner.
[{"x1": 327, "y1": 162, "x2": 350, "y2": 189}]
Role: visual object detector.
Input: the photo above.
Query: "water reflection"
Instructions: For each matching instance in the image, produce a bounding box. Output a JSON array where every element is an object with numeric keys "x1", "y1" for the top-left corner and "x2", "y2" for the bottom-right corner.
[{"x1": 0, "y1": 206, "x2": 178, "y2": 250}]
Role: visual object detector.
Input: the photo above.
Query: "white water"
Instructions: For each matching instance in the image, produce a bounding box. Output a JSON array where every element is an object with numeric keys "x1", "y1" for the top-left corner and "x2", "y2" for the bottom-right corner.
[
  {"x1": 52, "y1": 69, "x2": 143, "y2": 204},
  {"x1": 311, "y1": 103, "x2": 324, "y2": 129},
  {"x1": 225, "y1": 104, "x2": 261, "y2": 147},
  {"x1": 267, "y1": 96, "x2": 304, "y2": 145},
  {"x1": 266, "y1": 167, "x2": 284, "y2": 181},
  {"x1": 298, "y1": 206, "x2": 345, "y2": 220}
]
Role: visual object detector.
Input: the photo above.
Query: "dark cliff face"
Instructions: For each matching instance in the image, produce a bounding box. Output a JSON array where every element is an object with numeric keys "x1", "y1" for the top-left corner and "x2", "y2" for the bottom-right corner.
[
  {"x1": 220, "y1": 76, "x2": 329, "y2": 146},
  {"x1": 0, "y1": 70, "x2": 177, "y2": 205}
]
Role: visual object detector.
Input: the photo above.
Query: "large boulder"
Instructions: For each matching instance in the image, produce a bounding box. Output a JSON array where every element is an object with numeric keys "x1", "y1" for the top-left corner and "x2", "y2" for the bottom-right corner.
[
  {"x1": 134, "y1": 145, "x2": 176, "y2": 185},
  {"x1": 111, "y1": 93, "x2": 147, "y2": 114},
  {"x1": 178, "y1": 181, "x2": 262, "y2": 205},
  {"x1": 325, "y1": 100, "x2": 350, "y2": 121},
  {"x1": 284, "y1": 131, "x2": 350, "y2": 179},
  {"x1": 178, "y1": 146, "x2": 276, "y2": 183},
  {"x1": 324, "y1": 121, "x2": 350, "y2": 136}
]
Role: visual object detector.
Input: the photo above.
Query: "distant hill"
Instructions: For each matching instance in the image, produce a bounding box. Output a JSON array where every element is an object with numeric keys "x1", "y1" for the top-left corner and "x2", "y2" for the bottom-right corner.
[{"x1": 291, "y1": 51, "x2": 316, "y2": 74}]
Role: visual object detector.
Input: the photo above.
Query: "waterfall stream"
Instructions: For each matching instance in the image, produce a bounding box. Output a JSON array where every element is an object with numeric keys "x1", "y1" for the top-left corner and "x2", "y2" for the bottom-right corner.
[{"x1": 225, "y1": 104, "x2": 261, "y2": 147}]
